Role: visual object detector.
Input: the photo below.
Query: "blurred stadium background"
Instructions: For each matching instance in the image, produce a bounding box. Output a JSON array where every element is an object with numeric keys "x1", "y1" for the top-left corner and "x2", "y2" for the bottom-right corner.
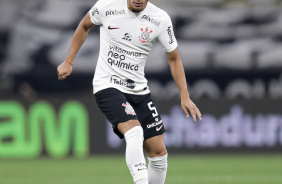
[{"x1": 0, "y1": 0, "x2": 282, "y2": 183}]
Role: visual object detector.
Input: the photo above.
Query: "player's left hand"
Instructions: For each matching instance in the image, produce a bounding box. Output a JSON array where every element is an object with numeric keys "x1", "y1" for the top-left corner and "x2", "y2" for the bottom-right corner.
[{"x1": 181, "y1": 97, "x2": 202, "y2": 123}]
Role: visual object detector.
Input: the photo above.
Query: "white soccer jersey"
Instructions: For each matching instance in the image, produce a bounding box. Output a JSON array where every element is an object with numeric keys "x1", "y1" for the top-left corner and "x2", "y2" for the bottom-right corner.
[{"x1": 89, "y1": 0, "x2": 178, "y2": 94}]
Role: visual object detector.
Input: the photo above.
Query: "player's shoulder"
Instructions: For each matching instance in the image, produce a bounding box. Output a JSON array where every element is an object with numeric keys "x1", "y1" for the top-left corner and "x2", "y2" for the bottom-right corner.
[
  {"x1": 146, "y1": 2, "x2": 171, "y2": 25},
  {"x1": 92, "y1": 0, "x2": 125, "y2": 19},
  {"x1": 147, "y1": 2, "x2": 170, "y2": 17}
]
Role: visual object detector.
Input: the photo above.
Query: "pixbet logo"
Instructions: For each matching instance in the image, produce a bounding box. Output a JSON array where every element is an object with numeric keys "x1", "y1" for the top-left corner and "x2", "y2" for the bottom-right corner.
[
  {"x1": 167, "y1": 26, "x2": 174, "y2": 44},
  {"x1": 105, "y1": 9, "x2": 125, "y2": 16},
  {"x1": 142, "y1": 15, "x2": 160, "y2": 27}
]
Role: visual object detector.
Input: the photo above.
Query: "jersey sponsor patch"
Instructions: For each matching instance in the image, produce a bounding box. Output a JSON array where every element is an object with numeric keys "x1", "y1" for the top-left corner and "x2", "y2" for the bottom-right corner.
[
  {"x1": 147, "y1": 120, "x2": 163, "y2": 129},
  {"x1": 105, "y1": 9, "x2": 125, "y2": 16},
  {"x1": 110, "y1": 75, "x2": 136, "y2": 89},
  {"x1": 167, "y1": 26, "x2": 174, "y2": 44},
  {"x1": 106, "y1": 45, "x2": 141, "y2": 71},
  {"x1": 91, "y1": 7, "x2": 99, "y2": 16},
  {"x1": 109, "y1": 45, "x2": 142, "y2": 57},
  {"x1": 142, "y1": 15, "x2": 160, "y2": 27},
  {"x1": 122, "y1": 33, "x2": 132, "y2": 41},
  {"x1": 107, "y1": 51, "x2": 139, "y2": 71},
  {"x1": 122, "y1": 102, "x2": 136, "y2": 115}
]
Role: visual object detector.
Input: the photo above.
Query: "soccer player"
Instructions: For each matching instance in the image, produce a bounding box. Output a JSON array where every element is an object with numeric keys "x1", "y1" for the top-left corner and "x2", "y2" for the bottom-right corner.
[{"x1": 57, "y1": 0, "x2": 202, "y2": 183}]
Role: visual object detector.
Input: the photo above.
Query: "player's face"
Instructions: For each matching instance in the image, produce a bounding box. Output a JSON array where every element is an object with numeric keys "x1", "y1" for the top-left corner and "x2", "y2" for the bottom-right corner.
[{"x1": 127, "y1": 0, "x2": 149, "y2": 12}]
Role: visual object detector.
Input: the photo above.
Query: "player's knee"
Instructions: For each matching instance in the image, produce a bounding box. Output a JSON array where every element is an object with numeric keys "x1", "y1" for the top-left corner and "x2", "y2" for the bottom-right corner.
[
  {"x1": 149, "y1": 154, "x2": 168, "y2": 171},
  {"x1": 150, "y1": 147, "x2": 167, "y2": 158},
  {"x1": 156, "y1": 148, "x2": 167, "y2": 157}
]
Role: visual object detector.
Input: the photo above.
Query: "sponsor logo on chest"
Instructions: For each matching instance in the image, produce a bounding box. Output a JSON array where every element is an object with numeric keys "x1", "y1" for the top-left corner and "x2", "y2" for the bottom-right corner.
[
  {"x1": 105, "y1": 9, "x2": 125, "y2": 16},
  {"x1": 107, "y1": 45, "x2": 141, "y2": 72},
  {"x1": 141, "y1": 15, "x2": 160, "y2": 27},
  {"x1": 122, "y1": 33, "x2": 132, "y2": 41},
  {"x1": 110, "y1": 75, "x2": 136, "y2": 89}
]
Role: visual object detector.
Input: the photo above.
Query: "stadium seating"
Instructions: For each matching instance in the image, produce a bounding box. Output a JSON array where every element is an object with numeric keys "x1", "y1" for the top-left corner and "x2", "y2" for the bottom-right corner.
[{"x1": 0, "y1": 0, "x2": 281, "y2": 99}]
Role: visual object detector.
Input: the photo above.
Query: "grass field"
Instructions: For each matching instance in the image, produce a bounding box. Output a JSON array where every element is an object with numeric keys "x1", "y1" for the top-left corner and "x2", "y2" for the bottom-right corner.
[{"x1": 1, "y1": 154, "x2": 282, "y2": 184}]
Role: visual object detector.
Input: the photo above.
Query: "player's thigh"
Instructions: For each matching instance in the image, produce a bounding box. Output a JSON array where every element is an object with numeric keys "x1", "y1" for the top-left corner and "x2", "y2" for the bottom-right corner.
[
  {"x1": 95, "y1": 88, "x2": 138, "y2": 139},
  {"x1": 143, "y1": 134, "x2": 167, "y2": 158}
]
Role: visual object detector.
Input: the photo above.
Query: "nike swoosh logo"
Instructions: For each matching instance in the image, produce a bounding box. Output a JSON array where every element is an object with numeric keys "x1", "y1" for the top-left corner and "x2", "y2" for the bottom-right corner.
[
  {"x1": 138, "y1": 168, "x2": 146, "y2": 171},
  {"x1": 156, "y1": 125, "x2": 163, "y2": 132},
  {"x1": 108, "y1": 25, "x2": 119, "y2": 30}
]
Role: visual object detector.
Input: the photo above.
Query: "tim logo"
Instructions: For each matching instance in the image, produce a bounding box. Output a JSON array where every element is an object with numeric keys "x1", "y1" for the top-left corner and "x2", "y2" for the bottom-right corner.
[
  {"x1": 122, "y1": 33, "x2": 132, "y2": 41},
  {"x1": 139, "y1": 27, "x2": 153, "y2": 43},
  {"x1": 122, "y1": 102, "x2": 136, "y2": 115}
]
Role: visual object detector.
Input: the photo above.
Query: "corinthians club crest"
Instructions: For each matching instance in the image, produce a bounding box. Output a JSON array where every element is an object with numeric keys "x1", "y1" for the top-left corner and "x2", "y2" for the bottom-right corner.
[
  {"x1": 122, "y1": 102, "x2": 136, "y2": 115},
  {"x1": 139, "y1": 27, "x2": 153, "y2": 43}
]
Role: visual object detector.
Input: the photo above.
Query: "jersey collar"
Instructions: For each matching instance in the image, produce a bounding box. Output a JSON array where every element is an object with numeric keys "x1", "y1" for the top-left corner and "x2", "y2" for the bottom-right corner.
[{"x1": 125, "y1": 0, "x2": 150, "y2": 18}]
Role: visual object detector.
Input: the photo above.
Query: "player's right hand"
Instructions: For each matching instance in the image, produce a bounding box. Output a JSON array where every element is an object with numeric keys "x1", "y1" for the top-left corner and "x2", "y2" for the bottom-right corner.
[{"x1": 57, "y1": 61, "x2": 73, "y2": 80}]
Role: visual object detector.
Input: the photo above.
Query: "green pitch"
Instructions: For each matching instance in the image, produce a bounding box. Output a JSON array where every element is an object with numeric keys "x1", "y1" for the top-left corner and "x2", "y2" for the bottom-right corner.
[{"x1": 1, "y1": 154, "x2": 282, "y2": 184}]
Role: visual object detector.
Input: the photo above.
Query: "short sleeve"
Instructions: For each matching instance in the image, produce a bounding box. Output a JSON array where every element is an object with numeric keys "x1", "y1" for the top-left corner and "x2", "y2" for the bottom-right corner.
[
  {"x1": 158, "y1": 13, "x2": 178, "y2": 53},
  {"x1": 89, "y1": 0, "x2": 103, "y2": 25}
]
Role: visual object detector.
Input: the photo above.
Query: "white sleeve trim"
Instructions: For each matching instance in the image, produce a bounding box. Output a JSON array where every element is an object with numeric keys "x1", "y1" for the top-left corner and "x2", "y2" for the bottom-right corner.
[{"x1": 163, "y1": 43, "x2": 178, "y2": 53}]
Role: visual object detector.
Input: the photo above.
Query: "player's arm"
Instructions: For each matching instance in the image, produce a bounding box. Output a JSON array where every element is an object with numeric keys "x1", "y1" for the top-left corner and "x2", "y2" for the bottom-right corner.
[
  {"x1": 166, "y1": 48, "x2": 202, "y2": 122},
  {"x1": 57, "y1": 13, "x2": 95, "y2": 80}
]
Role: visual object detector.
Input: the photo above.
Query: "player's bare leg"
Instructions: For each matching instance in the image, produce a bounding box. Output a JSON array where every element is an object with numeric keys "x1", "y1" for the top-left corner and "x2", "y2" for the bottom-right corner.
[
  {"x1": 144, "y1": 134, "x2": 168, "y2": 184},
  {"x1": 118, "y1": 120, "x2": 149, "y2": 184}
]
